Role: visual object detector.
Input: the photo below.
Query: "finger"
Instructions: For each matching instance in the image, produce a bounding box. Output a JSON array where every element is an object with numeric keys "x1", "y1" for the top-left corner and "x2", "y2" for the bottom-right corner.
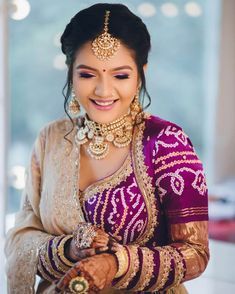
[
  {"x1": 80, "y1": 248, "x2": 96, "y2": 258},
  {"x1": 95, "y1": 246, "x2": 109, "y2": 254},
  {"x1": 92, "y1": 240, "x2": 109, "y2": 247},
  {"x1": 95, "y1": 230, "x2": 109, "y2": 237},
  {"x1": 109, "y1": 235, "x2": 122, "y2": 242},
  {"x1": 93, "y1": 234, "x2": 109, "y2": 241},
  {"x1": 91, "y1": 241, "x2": 108, "y2": 248},
  {"x1": 92, "y1": 238, "x2": 109, "y2": 246}
]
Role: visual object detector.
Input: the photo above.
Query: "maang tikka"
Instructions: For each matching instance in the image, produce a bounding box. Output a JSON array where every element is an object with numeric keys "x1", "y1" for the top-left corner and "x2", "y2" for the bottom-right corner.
[
  {"x1": 91, "y1": 10, "x2": 120, "y2": 60},
  {"x1": 68, "y1": 87, "x2": 80, "y2": 116}
]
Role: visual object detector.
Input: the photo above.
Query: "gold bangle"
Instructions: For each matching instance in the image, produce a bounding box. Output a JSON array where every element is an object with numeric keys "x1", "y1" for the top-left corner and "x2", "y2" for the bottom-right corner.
[
  {"x1": 114, "y1": 247, "x2": 129, "y2": 278},
  {"x1": 43, "y1": 241, "x2": 63, "y2": 279},
  {"x1": 52, "y1": 237, "x2": 71, "y2": 273},
  {"x1": 38, "y1": 254, "x2": 54, "y2": 283},
  {"x1": 114, "y1": 245, "x2": 139, "y2": 289},
  {"x1": 38, "y1": 240, "x2": 62, "y2": 280},
  {"x1": 56, "y1": 235, "x2": 74, "y2": 267}
]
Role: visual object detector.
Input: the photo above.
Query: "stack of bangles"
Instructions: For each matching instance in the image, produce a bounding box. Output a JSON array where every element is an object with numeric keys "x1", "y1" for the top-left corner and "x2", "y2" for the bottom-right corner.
[
  {"x1": 55, "y1": 246, "x2": 129, "y2": 293},
  {"x1": 55, "y1": 223, "x2": 98, "y2": 293},
  {"x1": 39, "y1": 223, "x2": 129, "y2": 293}
]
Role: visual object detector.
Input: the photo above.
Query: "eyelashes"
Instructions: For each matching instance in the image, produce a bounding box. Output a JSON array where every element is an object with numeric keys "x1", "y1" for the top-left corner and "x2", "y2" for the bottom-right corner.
[
  {"x1": 78, "y1": 72, "x2": 130, "y2": 80},
  {"x1": 79, "y1": 73, "x2": 94, "y2": 78},
  {"x1": 115, "y1": 74, "x2": 130, "y2": 79}
]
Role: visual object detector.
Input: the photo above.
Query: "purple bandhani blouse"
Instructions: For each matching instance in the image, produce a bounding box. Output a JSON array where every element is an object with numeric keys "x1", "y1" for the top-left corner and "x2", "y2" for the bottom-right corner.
[
  {"x1": 78, "y1": 114, "x2": 209, "y2": 292},
  {"x1": 33, "y1": 113, "x2": 209, "y2": 293}
]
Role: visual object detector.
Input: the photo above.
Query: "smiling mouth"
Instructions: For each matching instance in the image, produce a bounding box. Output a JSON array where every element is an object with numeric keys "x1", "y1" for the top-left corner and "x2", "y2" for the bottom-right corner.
[{"x1": 90, "y1": 99, "x2": 119, "y2": 106}]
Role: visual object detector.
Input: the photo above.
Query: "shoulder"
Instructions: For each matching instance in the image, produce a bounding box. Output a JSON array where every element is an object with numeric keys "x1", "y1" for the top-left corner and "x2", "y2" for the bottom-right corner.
[
  {"x1": 143, "y1": 113, "x2": 182, "y2": 133},
  {"x1": 38, "y1": 117, "x2": 75, "y2": 138},
  {"x1": 143, "y1": 113, "x2": 189, "y2": 141},
  {"x1": 143, "y1": 113, "x2": 194, "y2": 153},
  {"x1": 33, "y1": 117, "x2": 77, "y2": 157}
]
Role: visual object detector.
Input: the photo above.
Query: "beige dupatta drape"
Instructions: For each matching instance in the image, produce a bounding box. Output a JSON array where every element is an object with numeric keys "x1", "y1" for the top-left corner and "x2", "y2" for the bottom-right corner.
[{"x1": 5, "y1": 118, "x2": 85, "y2": 293}]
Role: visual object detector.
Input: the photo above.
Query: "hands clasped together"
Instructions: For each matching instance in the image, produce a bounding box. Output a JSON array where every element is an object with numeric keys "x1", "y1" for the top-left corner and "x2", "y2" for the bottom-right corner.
[{"x1": 55, "y1": 223, "x2": 122, "y2": 293}]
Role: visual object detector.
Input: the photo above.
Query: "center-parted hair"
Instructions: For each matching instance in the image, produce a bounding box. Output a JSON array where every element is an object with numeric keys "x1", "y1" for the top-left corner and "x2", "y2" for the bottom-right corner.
[{"x1": 60, "y1": 3, "x2": 152, "y2": 133}]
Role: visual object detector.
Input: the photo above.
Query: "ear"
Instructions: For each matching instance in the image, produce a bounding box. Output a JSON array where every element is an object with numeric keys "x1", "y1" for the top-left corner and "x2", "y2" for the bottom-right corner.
[
  {"x1": 138, "y1": 64, "x2": 148, "y2": 88},
  {"x1": 143, "y1": 63, "x2": 148, "y2": 73}
]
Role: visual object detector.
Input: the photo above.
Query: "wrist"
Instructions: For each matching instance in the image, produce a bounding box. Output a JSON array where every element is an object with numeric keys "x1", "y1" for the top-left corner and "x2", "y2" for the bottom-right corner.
[{"x1": 65, "y1": 238, "x2": 80, "y2": 262}]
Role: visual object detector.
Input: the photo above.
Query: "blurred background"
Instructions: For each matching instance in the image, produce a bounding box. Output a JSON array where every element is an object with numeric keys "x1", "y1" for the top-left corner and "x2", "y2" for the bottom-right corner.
[{"x1": 0, "y1": 0, "x2": 235, "y2": 292}]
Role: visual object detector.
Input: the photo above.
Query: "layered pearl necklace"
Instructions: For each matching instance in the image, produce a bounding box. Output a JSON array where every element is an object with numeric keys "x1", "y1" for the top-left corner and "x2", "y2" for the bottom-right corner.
[{"x1": 75, "y1": 113, "x2": 133, "y2": 160}]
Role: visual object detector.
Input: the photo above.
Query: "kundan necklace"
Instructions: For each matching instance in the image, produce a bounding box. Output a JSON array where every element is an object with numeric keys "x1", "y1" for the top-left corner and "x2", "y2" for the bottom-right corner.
[{"x1": 75, "y1": 113, "x2": 133, "y2": 160}]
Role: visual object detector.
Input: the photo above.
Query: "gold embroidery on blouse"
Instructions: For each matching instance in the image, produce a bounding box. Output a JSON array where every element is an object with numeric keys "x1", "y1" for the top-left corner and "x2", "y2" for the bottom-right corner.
[
  {"x1": 100, "y1": 189, "x2": 111, "y2": 229},
  {"x1": 114, "y1": 245, "x2": 139, "y2": 289},
  {"x1": 80, "y1": 153, "x2": 132, "y2": 201},
  {"x1": 130, "y1": 247, "x2": 154, "y2": 291},
  {"x1": 154, "y1": 151, "x2": 196, "y2": 165},
  {"x1": 131, "y1": 117, "x2": 158, "y2": 245},
  {"x1": 168, "y1": 207, "x2": 208, "y2": 218},
  {"x1": 148, "y1": 246, "x2": 172, "y2": 291},
  {"x1": 155, "y1": 159, "x2": 201, "y2": 174},
  {"x1": 113, "y1": 204, "x2": 129, "y2": 238},
  {"x1": 93, "y1": 190, "x2": 103, "y2": 226}
]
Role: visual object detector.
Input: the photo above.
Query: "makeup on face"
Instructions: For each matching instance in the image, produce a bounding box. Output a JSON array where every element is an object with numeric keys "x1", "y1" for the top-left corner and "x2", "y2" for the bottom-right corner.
[{"x1": 72, "y1": 41, "x2": 140, "y2": 123}]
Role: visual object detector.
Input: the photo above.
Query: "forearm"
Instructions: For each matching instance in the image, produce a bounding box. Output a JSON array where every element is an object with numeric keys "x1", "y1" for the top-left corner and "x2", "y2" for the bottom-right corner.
[
  {"x1": 170, "y1": 221, "x2": 210, "y2": 281},
  {"x1": 37, "y1": 235, "x2": 74, "y2": 282},
  {"x1": 113, "y1": 221, "x2": 209, "y2": 292}
]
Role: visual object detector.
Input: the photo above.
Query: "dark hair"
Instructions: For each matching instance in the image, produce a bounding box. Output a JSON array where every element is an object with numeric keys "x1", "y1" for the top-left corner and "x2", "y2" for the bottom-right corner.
[{"x1": 61, "y1": 3, "x2": 151, "y2": 134}]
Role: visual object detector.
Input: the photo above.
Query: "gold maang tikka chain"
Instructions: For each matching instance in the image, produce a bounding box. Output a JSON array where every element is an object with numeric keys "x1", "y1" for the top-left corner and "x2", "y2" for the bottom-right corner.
[
  {"x1": 75, "y1": 113, "x2": 133, "y2": 160},
  {"x1": 91, "y1": 10, "x2": 120, "y2": 60}
]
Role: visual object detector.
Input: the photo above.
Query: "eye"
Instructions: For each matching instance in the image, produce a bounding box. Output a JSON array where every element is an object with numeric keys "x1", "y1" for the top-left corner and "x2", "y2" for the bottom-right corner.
[
  {"x1": 115, "y1": 74, "x2": 130, "y2": 80},
  {"x1": 79, "y1": 72, "x2": 94, "y2": 78}
]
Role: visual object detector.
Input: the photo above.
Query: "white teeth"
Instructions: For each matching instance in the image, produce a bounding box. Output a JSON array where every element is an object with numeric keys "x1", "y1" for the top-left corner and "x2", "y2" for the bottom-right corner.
[{"x1": 94, "y1": 100, "x2": 115, "y2": 106}]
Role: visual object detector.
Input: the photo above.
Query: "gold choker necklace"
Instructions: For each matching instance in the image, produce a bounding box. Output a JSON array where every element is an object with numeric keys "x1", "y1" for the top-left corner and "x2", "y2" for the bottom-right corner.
[{"x1": 75, "y1": 114, "x2": 133, "y2": 160}]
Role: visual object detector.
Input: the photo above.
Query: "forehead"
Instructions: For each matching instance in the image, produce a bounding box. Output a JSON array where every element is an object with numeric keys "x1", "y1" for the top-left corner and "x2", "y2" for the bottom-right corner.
[{"x1": 74, "y1": 41, "x2": 136, "y2": 69}]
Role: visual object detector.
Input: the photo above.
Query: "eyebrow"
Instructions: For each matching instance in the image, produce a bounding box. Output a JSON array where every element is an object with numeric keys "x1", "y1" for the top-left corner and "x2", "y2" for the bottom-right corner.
[{"x1": 75, "y1": 64, "x2": 133, "y2": 71}]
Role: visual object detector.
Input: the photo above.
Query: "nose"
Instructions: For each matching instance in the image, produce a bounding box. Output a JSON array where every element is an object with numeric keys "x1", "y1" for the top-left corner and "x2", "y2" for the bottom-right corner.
[{"x1": 94, "y1": 77, "x2": 113, "y2": 98}]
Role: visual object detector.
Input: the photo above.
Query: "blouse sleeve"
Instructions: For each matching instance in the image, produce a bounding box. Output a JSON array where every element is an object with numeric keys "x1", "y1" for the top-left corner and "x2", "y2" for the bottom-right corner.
[
  {"x1": 4, "y1": 129, "x2": 61, "y2": 293},
  {"x1": 113, "y1": 124, "x2": 209, "y2": 292}
]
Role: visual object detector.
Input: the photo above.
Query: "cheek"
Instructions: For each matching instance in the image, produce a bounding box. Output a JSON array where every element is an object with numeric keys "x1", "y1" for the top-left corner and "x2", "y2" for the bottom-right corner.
[
  {"x1": 73, "y1": 78, "x2": 92, "y2": 98},
  {"x1": 119, "y1": 82, "x2": 137, "y2": 101}
]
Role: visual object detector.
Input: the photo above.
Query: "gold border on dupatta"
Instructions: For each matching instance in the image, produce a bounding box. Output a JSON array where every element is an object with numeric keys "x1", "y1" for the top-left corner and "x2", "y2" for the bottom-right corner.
[{"x1": 131, "y1": 116, "x2": 158, "y2": 246}]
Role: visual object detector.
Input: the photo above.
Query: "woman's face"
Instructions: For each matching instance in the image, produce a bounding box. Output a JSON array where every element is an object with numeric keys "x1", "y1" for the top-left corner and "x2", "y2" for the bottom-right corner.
[{"x1": 72, "y1": 41, "x2": 145, "y2": 124}]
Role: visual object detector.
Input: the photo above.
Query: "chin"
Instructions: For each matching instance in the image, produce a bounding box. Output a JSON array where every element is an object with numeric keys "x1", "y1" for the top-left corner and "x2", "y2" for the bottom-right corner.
[{"x1": 87, "y1": 110, "x2": 128, "y2": 124}]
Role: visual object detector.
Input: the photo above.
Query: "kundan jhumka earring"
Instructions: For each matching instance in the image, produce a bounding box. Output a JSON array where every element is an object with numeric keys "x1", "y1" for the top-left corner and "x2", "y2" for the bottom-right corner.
[
  {"x1": 68, "y1": 88, "x2": 80, "y2": 116},
  {"x1": 130, "y1": 87, "x2": 142, "y2": 121},
  {"x1": 91, "y1": 10, "x2": 120, "y2": 60},
  {"x1": 75, "y1": 113, "x2": 133, "y2": 160}
]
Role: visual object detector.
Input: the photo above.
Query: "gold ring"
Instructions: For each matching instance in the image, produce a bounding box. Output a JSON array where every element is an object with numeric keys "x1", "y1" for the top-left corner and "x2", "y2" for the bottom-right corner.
[{"x1": 68, "y1": 276, "x2": 89, "y2": 293}]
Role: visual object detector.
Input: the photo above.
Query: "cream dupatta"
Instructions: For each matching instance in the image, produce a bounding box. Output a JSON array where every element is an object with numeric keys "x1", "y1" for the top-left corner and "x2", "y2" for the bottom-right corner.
[{"x1": 5, "y1": 118, "x2": 85, "y2": 293}]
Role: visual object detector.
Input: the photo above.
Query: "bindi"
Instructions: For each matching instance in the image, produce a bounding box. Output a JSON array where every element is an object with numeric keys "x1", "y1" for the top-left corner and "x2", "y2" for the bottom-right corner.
[{"x1": 103, "y1": 69, "x2": 106, "y2": 72}]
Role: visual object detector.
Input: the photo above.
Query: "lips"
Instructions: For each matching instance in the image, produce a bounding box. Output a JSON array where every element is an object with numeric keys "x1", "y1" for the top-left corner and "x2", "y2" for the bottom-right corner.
[
  {"x1": 89, "y1": 98, "x2": 119, "y2": 111},
  {"x1": 90, "y1": 98, "x2": 119, "y2": 106}
]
